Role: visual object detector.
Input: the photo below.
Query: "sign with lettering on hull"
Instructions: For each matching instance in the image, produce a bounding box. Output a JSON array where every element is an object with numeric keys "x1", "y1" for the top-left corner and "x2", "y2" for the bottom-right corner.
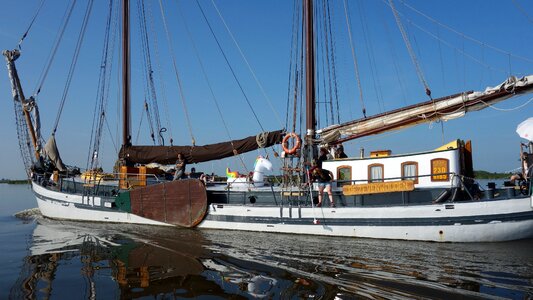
[{"x1": 342, "y1": 180, "x2": 415, "y2": 196}]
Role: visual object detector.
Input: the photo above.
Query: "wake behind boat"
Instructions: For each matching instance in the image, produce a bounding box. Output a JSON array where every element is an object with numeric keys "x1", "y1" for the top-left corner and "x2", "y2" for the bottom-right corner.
[{"x1": 3, "y1": 0, "x2": 533, "y2": 242}]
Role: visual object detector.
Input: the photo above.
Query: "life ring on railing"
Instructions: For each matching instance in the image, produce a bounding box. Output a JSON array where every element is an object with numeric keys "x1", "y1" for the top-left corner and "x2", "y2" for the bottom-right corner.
[{"x1": 282, "y1": 132, "x2": 301, "y2": 155}]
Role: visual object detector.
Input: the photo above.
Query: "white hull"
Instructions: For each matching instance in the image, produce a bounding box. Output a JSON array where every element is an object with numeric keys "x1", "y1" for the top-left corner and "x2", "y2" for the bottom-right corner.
[
  {"x1": 198, "y1": 200, "x2": 533, "y2": 242},
  {"x1": 32, "y1": 182, "x2": 533, "y2": 242}
]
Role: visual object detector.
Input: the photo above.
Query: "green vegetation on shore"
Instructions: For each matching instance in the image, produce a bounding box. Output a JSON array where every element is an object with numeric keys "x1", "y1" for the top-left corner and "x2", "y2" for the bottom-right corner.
[
  {"x1": 0, "y1": 169, "x2": 512, "y2": 184},
  {"x1": 0, "y1": 179, "x2": 29, "y2": 184},
  {"x1": 473, "y1": 170, "x2": 512, "y2": 179}
]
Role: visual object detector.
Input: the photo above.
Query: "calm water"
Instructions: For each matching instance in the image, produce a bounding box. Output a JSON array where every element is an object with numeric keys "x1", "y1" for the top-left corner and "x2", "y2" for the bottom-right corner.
[{"x1": 1, "y1": 183, "x2": 532, "y2": 299}]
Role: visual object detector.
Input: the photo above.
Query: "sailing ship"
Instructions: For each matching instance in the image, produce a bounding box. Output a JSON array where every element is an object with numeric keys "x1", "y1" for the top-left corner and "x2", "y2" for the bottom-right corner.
[{"x1": 3, "y1": 0, "x2": 533, "y2": 242}]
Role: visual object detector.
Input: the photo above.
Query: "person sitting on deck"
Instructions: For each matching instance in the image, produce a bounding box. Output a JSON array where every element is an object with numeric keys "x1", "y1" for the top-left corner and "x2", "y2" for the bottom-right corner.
[
  {"x1": 335, "y1": 144, "x2": 348, "y2": 159},
  {"x1": 189, "y1": 167, "x2": 203, "y2": 179}
]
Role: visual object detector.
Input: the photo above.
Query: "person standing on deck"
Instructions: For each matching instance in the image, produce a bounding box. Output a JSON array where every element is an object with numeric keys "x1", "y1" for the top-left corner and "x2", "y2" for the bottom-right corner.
[
  {"x1": 317, "y1": 147, "x2": 330, "y2": 168},
  {"x1": 173, "y1": 153, "x2": 187, "y2": 180},
  {"x1": 310, "y1": 160, "x2": 335, "y2": 207}
]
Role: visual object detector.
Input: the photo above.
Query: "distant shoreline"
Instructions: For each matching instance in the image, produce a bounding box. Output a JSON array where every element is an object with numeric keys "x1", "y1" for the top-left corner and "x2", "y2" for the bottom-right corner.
[
  {"x1": 0, "y1": 170, "x2": 511, "y2": 184},
  {"x1": 473, "y1": 171, "x2": 512, "y2": 180},
  {"x1": 0, "y1": 180, "x2": 29, "y2": 185}
]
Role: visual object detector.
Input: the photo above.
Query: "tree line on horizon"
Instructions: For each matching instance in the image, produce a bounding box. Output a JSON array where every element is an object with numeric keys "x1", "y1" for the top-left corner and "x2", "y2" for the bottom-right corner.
[{"x1": 1, "y1": 169, "x2": 514, "y2": 184}]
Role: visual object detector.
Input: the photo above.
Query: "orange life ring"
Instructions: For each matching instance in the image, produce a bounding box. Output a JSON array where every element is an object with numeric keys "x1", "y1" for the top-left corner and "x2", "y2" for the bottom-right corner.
[{"x1": 282, "y1": 132, "x2": 301, "y2": 155}]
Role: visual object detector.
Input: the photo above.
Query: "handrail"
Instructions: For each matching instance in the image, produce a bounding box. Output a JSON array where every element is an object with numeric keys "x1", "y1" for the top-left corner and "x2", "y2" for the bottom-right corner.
[{"x1": 335, "y1": 172, "x2": 458, "y2": 186}]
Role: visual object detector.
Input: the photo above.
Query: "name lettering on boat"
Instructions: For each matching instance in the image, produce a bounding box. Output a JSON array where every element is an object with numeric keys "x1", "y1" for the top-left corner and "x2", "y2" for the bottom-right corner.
[
  {"x1": 431, "y1": 158, "x2": 449, "y2": 181},
  {"x1": 342, "y1": 180, "x2": 414, "y2": 196}
]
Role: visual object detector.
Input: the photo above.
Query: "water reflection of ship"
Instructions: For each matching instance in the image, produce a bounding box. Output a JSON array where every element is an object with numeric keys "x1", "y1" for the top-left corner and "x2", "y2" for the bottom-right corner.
[
  {"x1": 10, "y1": 217, "x2": 306, "y2": 299},
  {"x1": 10, "y1": 219, "x2": 216, "y2": 299}
]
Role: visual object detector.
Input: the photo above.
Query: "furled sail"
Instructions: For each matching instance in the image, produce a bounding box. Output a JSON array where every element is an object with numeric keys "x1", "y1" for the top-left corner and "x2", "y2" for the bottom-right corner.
[
  {"x1": 120, "y1": 130, "x2": 284, "y2": 165},
  {"x1": 319, "y1": 75, "x2": 533, "y2": 144},
  {"x1": 42, "y1": 134, "x2": 67, "y2": 172}
]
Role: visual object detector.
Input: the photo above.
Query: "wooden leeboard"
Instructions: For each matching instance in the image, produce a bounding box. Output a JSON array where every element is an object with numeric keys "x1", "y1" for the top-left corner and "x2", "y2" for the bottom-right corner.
[
  {"x1": 129, "y1": 179, "x2": 207, "y2": 227},
  {"x1": 343, "y1": 180, "x2": 414, "y2": 196}
]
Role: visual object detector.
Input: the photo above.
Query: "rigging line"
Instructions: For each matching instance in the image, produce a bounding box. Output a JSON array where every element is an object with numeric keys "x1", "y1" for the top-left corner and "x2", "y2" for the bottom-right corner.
[
  {"x1": 157, "y1": 0, "x2": 196, "y2": 145},
  {"x1": 298, "y1": 26, "x2": 305, "y2": 139},
  {"x1": 135, "y1": 105, "x2": 146, "y2": 144},
  {"x1": 32, "y1": 0, "x2": 77, "y2": 97},
  {"x1": 396, "y1": 0, "x2": 533, "y2": 64},
  {"x1": 297, "y1": 0, "x2": 305, "y2": 140},
  {"x1": 145, "y1": 12, "x2": 162, "y2": 141},
  {"x1": 87, "y1": 0, "x2": 116, "y2": 170},
  {"x1": 321, "y1": 0, "x2": 334, "y2": 126},
  {"x1": 13, "y1": 99, "x2": 34, "y2": 173},
  {"x1": 389, "y1": 0, "x2": 432, "y2": 98},
  {"x1": 343, "y1": 0, "x2": 366, "y2": 118},
  {"x1": 325, "y1": 1, "x2": 341, "y2": 125},
  {"x1": 379, "y1": 4, "x2": 408, "y2": 106},
  {"x1": 511, "y1": 0, "x2": 533, "y2": 24},
  {"x1": 292, "y1": 72, "x2": 300, "y2": 134},
  {"x1": 104, "y1": 115, "x2": 118, "y2": 153},
  {"x1": 144, "y1": 101, "x2": 157, "y2": 144},
  {"x1": 439, "y1": 120, "x2": 445, "y2": 145},
  {"x1": 52, "y1": 0, "x2": 94, "y2": 134},
  {"x1": 174, "y1": 0, "x2": 251, "y2": 171},
  {"x1": 404, "y1": 19, "x2": 507, "y2": 74},
  {"x1": 508, "y1": 53, "x2": 512, "y2": 77},
  {"x1": 211, "y1": 0, "x2": 284, "y2": 129},
  {"x1": 478, "y1": 95, "x2": 533, "y2": 112},
  {"x1": 145, "y1": 0, "x2": 174, "y2": 145},
  {"x1": 285, "y1": 0, "x2": 300, "y2": 132},
  {"x1": 462, "y1": 34, "x2": 466, "y2": 90},
  {"x1": 172, "y1": 1, "x2": 235, "y2": 141},
  {"x1": 137, "y1": 0, "x2": 155, "y2": 142},
  {"x1": 317, "y1": 3, "x2": 328, "y2": 127},
  {"x1": 358, "y1": 0, "x2": 386, "y2": 113},
  {"x1": 195, "y1": 0, "x2": 265, "y2": 133},
  {"x1": 288, "y1": 0, "x2": 302, "y2": 135},
  {"x1": 17, "y1": 0, "x2": 46, "y2": 49},
  {"x1": 314, "y1": 2, "x2": 324, "y2": 129},
  {"x1": 137, "y1": 1, "x2": 157, "y2": 144},
  {"x1": 138, "y1": 0, "x2": 162, "y2": 144},
  {"x1": 97, "y1": 3, "x2": 120, "y2": 166},
  {"x1": 436, "y1": 25, "x2": 446, "y2": 89},
  {"x1": 175, "y1": 0, "x2": 235, "y2": 141}
]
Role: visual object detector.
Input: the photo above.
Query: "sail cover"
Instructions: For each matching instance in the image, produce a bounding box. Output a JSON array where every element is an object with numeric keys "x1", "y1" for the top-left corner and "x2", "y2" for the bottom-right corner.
[
  {"x1": 120, "y1": 130, "x2": 284, "y2": 165},
  {"x1": 42, "y1": 134, "x2": 67, "y2": 172},
  {"x1": 319, "y1": 75, "x2": 533, "y2": 144}
]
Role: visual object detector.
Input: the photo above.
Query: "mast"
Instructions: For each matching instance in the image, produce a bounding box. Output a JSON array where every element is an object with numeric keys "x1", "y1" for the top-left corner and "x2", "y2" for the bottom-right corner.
[
  {"x1": 122, "y1": 0, "x2": 131, "y2": 147},
  {"x1": 304, "y1": 0, "x2": 316, "y2": 161},
  {"x1": 3, "y1": 50, "x2": 40, "y2": 161}
]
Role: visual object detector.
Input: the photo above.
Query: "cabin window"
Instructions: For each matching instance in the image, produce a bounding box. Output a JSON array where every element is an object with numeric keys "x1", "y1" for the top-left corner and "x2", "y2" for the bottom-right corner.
[
  {"x1": 431, "y1": 158, "x2": 449, "y2": 181},
  {"x1": 368, "y1": 164, "x2": 384, "y2": 182},
  {"x1": 401, "y1": 161, "x2": 418, "y2": 184},
  {"x1": 337, "y1": 165, "x2": 352, "y2": 186}
]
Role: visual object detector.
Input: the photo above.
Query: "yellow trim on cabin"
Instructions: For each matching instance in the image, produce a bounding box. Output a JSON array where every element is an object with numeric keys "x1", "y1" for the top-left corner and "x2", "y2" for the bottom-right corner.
[{"x1": 434, "y1": 139, "x2": 460, "y2": 151}]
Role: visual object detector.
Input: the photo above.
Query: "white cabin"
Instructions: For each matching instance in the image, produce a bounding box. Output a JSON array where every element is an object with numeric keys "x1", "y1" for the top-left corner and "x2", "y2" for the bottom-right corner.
[{"x1": 323, "y1": 140, "x2": 469, "y2": 190}]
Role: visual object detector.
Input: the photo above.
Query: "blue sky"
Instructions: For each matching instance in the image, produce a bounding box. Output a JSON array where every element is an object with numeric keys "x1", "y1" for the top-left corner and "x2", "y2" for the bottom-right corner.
[{"x1": 0, "y1": 0, "x2": 532, "y2": 179}]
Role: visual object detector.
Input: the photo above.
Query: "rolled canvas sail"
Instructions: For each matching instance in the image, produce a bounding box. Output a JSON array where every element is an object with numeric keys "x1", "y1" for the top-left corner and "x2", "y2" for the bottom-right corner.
[
  {"x1": 43, "y1": 135, "x2": 67, "y2": 172},
  {"x1": 120, "y1": 130, "x2": 284, "y2": 165},
  {"x1": 319, "y1": 75, "x2": 533, "y2": 144}
]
